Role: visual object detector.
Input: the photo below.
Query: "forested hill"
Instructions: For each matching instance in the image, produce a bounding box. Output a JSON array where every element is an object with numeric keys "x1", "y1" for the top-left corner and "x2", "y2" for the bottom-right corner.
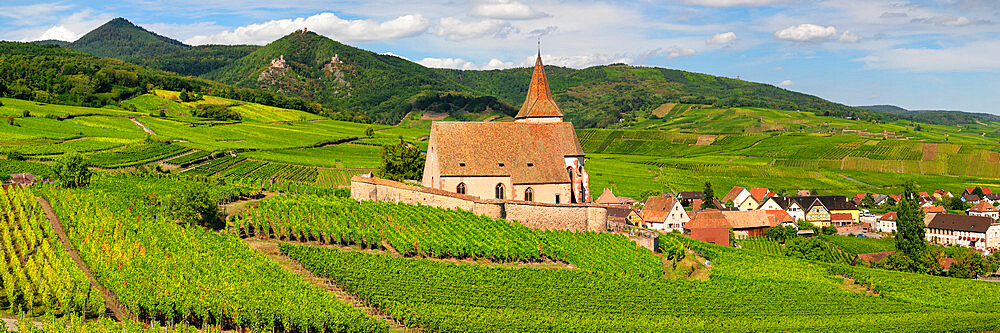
[
  {"x1": 437, "y1": 65, "x2": 884, "y2": 128},
  {"x1": 67, "y1": 18, "x2": 188, "y2": 59},
  {"x1": 202, "y1": 30, "x2": 514, "y2": 124},
  {"x1": 0, "y1": 42, "x2": 315, "y2": 114},
  {"x1": 859, "y1": 105, "x2": 1000, "y2": 125}
]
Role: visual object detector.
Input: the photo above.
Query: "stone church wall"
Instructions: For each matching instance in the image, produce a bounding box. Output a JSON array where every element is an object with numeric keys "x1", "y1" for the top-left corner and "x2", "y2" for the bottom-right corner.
[{"x1": 351, "y1": 175, "x2": 606, "y2": 232}]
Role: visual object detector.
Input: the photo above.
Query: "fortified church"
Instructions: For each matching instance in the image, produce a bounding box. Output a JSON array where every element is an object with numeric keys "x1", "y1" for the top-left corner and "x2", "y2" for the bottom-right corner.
[{"x1": 421, "y1": 53, "x2": 591, "y2": 204}]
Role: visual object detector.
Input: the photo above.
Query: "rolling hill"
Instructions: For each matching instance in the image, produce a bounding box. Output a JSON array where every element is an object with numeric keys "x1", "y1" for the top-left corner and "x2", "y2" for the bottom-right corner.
[
  {"x1": 45, "y1": 18, "x2": 893, "y2": 128},
  {"x1": 859, "y1": 105, "x2": 1000, "y2": 125}
]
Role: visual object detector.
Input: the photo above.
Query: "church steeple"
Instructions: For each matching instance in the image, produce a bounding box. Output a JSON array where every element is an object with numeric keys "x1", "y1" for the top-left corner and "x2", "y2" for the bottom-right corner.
[{"x1": 515, "y1": 52, "x2": 563, "y2": 122}]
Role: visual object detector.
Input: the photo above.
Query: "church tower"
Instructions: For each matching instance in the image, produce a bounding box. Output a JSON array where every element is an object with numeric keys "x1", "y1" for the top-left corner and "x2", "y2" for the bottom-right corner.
[{"x1": 514, "y1": 53, "x2": 563, "y2": 123}]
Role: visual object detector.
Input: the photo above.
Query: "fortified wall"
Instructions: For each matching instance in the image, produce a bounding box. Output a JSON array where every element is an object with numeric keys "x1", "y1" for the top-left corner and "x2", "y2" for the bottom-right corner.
[{"x1": 350, "y1": 175, "x2": 608, "y2": 232}]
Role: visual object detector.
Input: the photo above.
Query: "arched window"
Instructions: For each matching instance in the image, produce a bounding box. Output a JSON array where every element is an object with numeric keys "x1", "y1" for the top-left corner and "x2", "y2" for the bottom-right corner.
[
  {"x1": 524, "y1": 187, "x2": 534, "y2": 202},
  {"x1": 456, "y1": 182, "x2": 467, "y2": 195},
  {"x1": 495, "y1": 183, "x2": 505, "y2": 199}
]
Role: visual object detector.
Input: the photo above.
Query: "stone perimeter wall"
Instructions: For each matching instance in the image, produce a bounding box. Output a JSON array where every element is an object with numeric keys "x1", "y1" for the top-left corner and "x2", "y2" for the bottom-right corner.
[{"x1": 351, "y1": 176, "x2": 607, "y2": 232}]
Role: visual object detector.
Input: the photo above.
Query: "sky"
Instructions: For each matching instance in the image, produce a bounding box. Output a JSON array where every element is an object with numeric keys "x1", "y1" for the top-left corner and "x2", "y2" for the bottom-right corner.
[{"x1": 2, "y1": 0, "x2": 999, "y2": 114}]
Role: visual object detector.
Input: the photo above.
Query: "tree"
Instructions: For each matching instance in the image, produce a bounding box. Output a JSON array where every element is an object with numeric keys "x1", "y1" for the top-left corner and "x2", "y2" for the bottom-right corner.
[
  {"x1": 701, "y1": 182, "x2": 717, "y2": 210},
  {"x1": 947, "y1": 196, "x2": 969, "y2": 211},
  {"x1": 894, "y1": 179, "x2": 927, "y2": 263},
  {"x1": 53, "y1": 152, "x2": 91, "y2": 188},
  {"x1": 822, "y1": 226, "x2": 837, "y2": 235},
  {"x1": 378, "y1": 138, "x2": 425, "y2": 181},
  {"x1": 862, "y1": 193, "x2": 876, "y2": 209},
  {"x1": 179, "y1": 89, "x2": 189, "y2": 102},
  {"x1": 365, "y1": 125, "x2": 375, "y2": 138},
  {"x1": 972, "y1": 187, "x2": 985, "y2": 198},
  {"x1": 164, "y1": 187, "x2": 223, "y2": 229},
  {"x1": 876, "y1": 252, "x2": 917, "y2": 272}
]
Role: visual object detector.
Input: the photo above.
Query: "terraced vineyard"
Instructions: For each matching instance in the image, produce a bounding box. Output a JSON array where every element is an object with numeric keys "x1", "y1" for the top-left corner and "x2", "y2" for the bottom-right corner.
[
  {"x1": 738, "y1": 236, "x2": 784, "y2": 255},
  {"x1": 85, "y1": 141, "x2": 190, "y2": 168},
  {"x1": 0, "y1": 187, "x2": 105, "y2": 316},
  {"x1": 230, "y1": 195, "x2": 663, "y2": 277},
  {"x1": 283, "y1": 235, "x2": 1000, "y2": 332},
  {"x1": 45, "y1": 186, "x2": 386, "y2": 332}
]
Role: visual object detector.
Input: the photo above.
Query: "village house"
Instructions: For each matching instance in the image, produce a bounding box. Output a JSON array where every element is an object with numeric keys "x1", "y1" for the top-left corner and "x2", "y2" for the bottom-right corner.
[
  {"x1": 922, "y1": 206, "x2": 946, "y2": 214},
  {"x1": 735, "y1": 188, "x2": 773, "y2": 211},
  {"x1": 968, "y1": 201, "x2": 999, "y2": 220},
  {"x1": 721, "y1": 186, "x2": 751, "y2": 208},
  {"x1": 757, "y1": 195, "x2": 859, "y2": 226},
  {"x1": 641, "y1": 195, "x2": 690, "y2": 231},
  {"x1": 924, "y1": 214, "x2": 997, "y2": 251},
  {"x1": 986, "y1": 193, "x2": 1000, "y2": 205},
  {"x1": 607, "y1": 206, "x2": 643, "y2": 226},
  {"x1": 421, "y1": 53, "x2": 590, "y2": 204},
  {"x1": 933, "y1": 190, "x2": 954, "y2": 201},
  {"x1": 683, "y1": 210, "x2": 731, "y2": 246},
  {"x1": 962, "y1": 194, "x2": 982, "y2": 204},
  {"x1": 677, "y1": 191, "x2": 704, "y2": 207},
  {"x1": 595, "y1": 188, "x2": 627, "y2": 205},
  {"x1": 876, "y1": 212, "x2": 897, "y2": 233},
  {"x1": 723, "y1": 210, "x2": 791, "y2": 238}
]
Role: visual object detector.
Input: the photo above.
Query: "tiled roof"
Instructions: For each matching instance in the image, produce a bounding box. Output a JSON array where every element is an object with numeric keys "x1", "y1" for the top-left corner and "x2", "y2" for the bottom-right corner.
[
  {"x1": 678, "y1": 191, "x2": 704, "y2": 199},
  {"x1": 515, "y1": 54, "x2": 563, "y2": 119},
  {"x1": 764, "y1": 210, "x2": 795, "y2": 224},
  {"x1": 749, "y1": 188, "x2": 770, "y2": 202},
  {"x1": 985, "y1": 193, "x2": 1000, "y2": 200},
  {"x1": 722, "y1": 186, "x2": 746, "y2": 204},
  {"x1": 766, "y1": 195, "x2": 858, "y2": 211},
  {"x1": 880, "y1": 212, "x2": 897, "y2": 221},
  {"x1": 644, "y1": 196, "x2": 677, "y2": 212},
  {"x1": 963, "y1": 194, "x2": 981, "y2": 202},
  {"x1": 595, "y1": 188, "x2": 622, "y2": 204},
  {"x1": 684, "y1": 210, "x2": 730, "y2": 229},
  {"x1": 721, "y1": 210, "x2": 778, "y2": 229},
  {"x1": 922, "y1": 206, "x2": 946, "y2": 214},
  {"x1": 969, "y1": 201, "x2": 997, "y2": 213},
  {"x1": 926, "y1": 214, "x2": 994, "y2": 233},
  {"x1": 830, "y1": 213, "x2": 854, "y2": 222},
  {"x1": 642, "y1": 210, "x2": 669, "y2": 223},
  {"x1": 430, "y1": 121, "x2": 584, "y2": 184}
]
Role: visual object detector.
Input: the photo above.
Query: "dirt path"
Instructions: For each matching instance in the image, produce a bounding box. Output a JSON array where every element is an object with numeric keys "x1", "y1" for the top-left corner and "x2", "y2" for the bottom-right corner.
[
  {"x1": 246, "y1": 240, "x2": 416, "y2": 332},
  {"x1": 130, "y1": 117, "x2": 156, "y2": 135},
  {"x1": 35, "y1": 197, "x2": 133, "y2": 322}
]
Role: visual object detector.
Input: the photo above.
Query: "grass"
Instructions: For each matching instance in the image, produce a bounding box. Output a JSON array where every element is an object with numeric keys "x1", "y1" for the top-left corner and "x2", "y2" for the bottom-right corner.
[{"x1": 241, "y1": 144, "x2": 383, "y2": 169}]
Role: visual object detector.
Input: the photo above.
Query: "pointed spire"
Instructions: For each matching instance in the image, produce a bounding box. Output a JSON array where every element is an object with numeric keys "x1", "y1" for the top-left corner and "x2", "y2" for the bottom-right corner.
[{"x1": 515, "y1": 51, "x2": 563, "y2": 121}]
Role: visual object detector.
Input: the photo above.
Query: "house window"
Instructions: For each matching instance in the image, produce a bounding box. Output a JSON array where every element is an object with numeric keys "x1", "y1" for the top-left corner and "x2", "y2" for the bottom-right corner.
[
  {"x1": 555, "y1": 194, "x2": 560, "y2": 204},
  {"x1": 525, "y1": 187, "x2": 534, "y2": 201},
  {"x1": 499, "y1": 163, "x2": 505, "y2": 167},
  {"x1": 495, "y1": 183, "x2": 505, "y2": 199},
  {"x1": 456, "y1": 182, "x2": 467, "y2": 195},
  {"x1": 527, "y1": 163, "x2": 534, "y2": 167},
  {"x1": 459, "y1": 163, "x2": 466, "y2": 167}
]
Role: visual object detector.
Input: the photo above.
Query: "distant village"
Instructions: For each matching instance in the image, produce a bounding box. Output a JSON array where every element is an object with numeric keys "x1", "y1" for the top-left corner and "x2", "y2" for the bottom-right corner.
[{"x1": 595, "y1": 185, "x2": 1000, "y2": 256}]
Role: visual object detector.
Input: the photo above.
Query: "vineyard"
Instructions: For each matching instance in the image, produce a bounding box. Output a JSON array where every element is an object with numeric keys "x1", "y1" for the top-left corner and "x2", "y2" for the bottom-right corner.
[
  {"x1": 44, "y1": 187, "x2": 387, "y2": 332},
  {"x1": 85, "y1": 141, "x2": 191, "y2": 168},
  {"x1": 819, "y1": 235, "x2": 896, "y2": 255},
  {"x1": 229, "y1": 196, "x2": 663, "y2": 277},
  {"x1": 163, "y1": 150, "x2": 212, "y2": 167},
  {"x1": 738, "y1": 236, "x2": 784, "y2": 255},
  {"x1": 0, "y1": 187, "x2": 104, "y2": 317},
  {"x1": 282, "y1": 237, "x2": 1000, "y2": 332}
]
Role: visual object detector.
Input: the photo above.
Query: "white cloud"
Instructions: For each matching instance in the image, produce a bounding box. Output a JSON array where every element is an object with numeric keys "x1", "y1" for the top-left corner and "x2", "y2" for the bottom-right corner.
[
  {"x1": 0, "y1": 3, "x2": 72, "y2": 23},
  {"x1": 681, "y1": 0, "x2": 785, "y2": 6},
  {"x1": 839, "y1": 30, "x2": 861, "y2": 43},
  {"x1": 20, "y1": 10, "x2": 112, "y2": 42},
  {"x1": 911, "y1": 15, "x2": 986, "y2": 26},
  {"x1": 779, "y1": 80, "x2": 794, "y2": 86},
  {"x1": 774, "y1": 24, "x2": 837, "y2": 42},
  {"x1": 529, "y1": 54, "x2": 633, "y2": 69},
  {"x1": 436, "y1": 17, "x2": 514, "y2": 40},
  {"x1": 417, "y1": 57, "x2": 515, "y2": 70},
  {"x1": 185, "y1": 12, "x2": 431, "y2": 45},
  {"x1": 880, "y1": 12, "x2": 908, "y2": 18},
  {"x1": 37, "y1": 25, "x2": 78, "y2": 41},
  {"x1": 470, "y1": 0, "x2": 548, "y2": 20},
  {"x1": 854, "y1": 41, "x2": 1000, "y2": 72},
  {"x1": 664, "y1": 47, "x2": 697, "y2": 59},
  {"x1": 706, "y1": 31, "x2": 737, "y2": 44}
]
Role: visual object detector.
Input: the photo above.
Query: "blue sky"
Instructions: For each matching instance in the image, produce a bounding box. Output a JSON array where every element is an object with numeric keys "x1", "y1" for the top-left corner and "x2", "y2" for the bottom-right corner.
[{"x1": 2, "y1": 0, "x2": 998, "y2": 114}]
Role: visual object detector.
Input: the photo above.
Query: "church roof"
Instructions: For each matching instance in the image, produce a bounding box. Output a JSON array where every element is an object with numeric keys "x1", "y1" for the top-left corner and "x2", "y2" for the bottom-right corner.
[
  {"x1": 515, "y1": 54, "x2": 563, "y2": 119},
  {"x1": 430, "y1": 121, "x2": 584, "y2": 184},
  {"x1": 595, "y1": 188, "x2": 623, "y2": 204}
]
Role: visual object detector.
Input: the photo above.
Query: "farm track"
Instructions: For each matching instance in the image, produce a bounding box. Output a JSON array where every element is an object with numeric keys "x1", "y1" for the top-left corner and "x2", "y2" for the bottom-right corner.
[
  {"x1": 129, "y1": 117, "x2": 156, "y2": 135},
  {"x1": 245, "y1": 240, "x2": 417, "y2": 333},
  {"x1": 35, "y1": 197, "x2": 134, "y2": 322}
]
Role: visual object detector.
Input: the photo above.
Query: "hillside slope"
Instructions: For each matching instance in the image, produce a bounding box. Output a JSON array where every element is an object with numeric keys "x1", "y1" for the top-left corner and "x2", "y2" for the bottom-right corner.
[
  {"x1": 203, "y1": 30, "x2": 514, "y2": 123},
  {"x1": 68, "y1": 18, "x2": 188, "y2": 59}
]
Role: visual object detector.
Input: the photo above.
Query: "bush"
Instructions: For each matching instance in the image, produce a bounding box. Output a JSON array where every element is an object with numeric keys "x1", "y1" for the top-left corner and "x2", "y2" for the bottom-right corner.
[
  {"x1": 164, "y1": 187, "x2": 223, "y2": 230},
  {"x1": 53, "y1": 152, "x2": 91, "y2": 188}
]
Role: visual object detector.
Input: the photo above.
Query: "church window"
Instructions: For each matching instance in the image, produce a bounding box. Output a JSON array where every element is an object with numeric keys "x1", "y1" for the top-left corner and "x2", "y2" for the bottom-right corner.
[
  {"x1": 459, "y1": 163, "x2": 466, "y2": 167},
  {"x1": 499, "y1": 163, "x2": 505, "y2": 167},
  {"x1": 525, "y1": 188, "x2": 534, "y2": 201},
  {"x1": 496, "y1": 183, "x2": 505, "y2": 199},
  {"x1": 457, "y1": 183, "x2": 467, "y2": 195},
  {"x1": 527, "y1": 163, "x2": 534, "y2": 167}
]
